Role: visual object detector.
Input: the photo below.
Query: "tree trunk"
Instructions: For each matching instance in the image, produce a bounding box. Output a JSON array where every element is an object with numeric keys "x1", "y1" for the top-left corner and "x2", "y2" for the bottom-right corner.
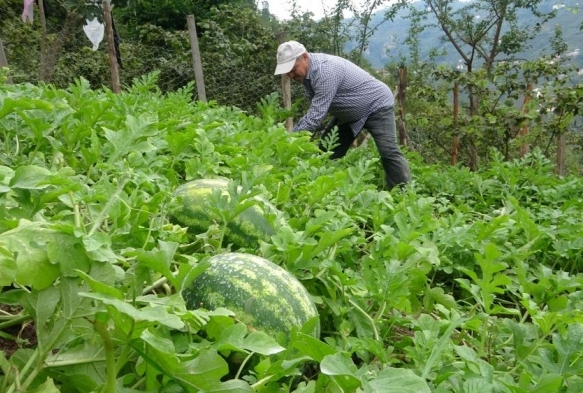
[
  {"x1": 468, "y1": 136, "x2": 478, "y2": 171},
  {"x1": 396, "y1": 67, "x2": 409, "y2": 146},
  {"x1": 39, "y1": 9, "x2": 83, "y2": 83},
  {"x1": 556, "y1": 132, "x2": 565, "y2": 176},
  {"x1": 0, "y1": 36, "x2": 12, "y2": 84},
  {"x1": 519, "y1": 83, "x2": 533, "y2": 157},
  {"x1": 451, "y1": 82, "x2": 459, "y2": 165}
]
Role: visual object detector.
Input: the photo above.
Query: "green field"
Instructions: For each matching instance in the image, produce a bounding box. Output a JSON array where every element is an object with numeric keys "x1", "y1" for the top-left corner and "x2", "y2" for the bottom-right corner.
[{"x1": 1, "y1": 76, "x2": 583, "y2": 392}]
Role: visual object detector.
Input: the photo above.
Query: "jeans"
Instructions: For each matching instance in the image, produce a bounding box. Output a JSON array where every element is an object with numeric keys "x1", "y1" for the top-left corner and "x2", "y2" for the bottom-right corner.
[{"x1": 320, "y1": 107, "x2": 411, "y2": 189}]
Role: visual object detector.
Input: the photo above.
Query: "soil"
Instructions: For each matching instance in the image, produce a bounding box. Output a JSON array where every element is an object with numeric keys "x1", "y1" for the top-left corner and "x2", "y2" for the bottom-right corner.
[{"x1": 0, "y1": 304, "x2": 37, "y2": 359}]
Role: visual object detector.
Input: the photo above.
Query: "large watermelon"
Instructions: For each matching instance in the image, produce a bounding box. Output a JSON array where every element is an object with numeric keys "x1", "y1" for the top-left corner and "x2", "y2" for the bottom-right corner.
[
  {"x1": 183, "y1": 252, "x2": 320, "y2": 338},
  {"x1": 168, "y1": 178, "x2": 281, "y2": 249}
]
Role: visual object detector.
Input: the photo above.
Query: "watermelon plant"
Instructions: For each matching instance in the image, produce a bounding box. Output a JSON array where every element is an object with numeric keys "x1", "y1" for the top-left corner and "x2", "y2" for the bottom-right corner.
[{"x1": 2, "y1": 74, "x2": 583, "y2": 392}]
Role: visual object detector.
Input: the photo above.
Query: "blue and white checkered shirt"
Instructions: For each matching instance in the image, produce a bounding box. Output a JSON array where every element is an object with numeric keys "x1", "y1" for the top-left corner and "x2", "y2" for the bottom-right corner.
[{"x1": 292, "y1": 53, "x2": 395, "y2": 136}]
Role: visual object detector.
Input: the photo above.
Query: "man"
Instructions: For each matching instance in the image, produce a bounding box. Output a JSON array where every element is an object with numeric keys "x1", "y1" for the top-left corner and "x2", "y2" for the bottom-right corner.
[{"x1": 274, "y1": 40, "x2": 411, "y2": 190}]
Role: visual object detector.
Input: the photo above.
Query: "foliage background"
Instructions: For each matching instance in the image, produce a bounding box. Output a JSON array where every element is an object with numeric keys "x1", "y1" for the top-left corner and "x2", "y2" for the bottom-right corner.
[{"x1": 1, "y1": 0, "x2": 582, "y2": 173}]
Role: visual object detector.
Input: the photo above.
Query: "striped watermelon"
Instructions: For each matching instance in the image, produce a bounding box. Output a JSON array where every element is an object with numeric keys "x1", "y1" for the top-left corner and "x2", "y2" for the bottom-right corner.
[
  {"x1": 183, "y1": 252, "x2": 320, "y2": 338},
  {"x1": 168, "y1": 178, "x2": 281, "y2": 249}
]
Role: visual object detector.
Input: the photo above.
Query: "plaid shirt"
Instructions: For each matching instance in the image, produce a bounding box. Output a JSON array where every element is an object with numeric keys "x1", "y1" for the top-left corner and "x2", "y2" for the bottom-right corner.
[{"x1": 293, "y1": 53, "x2": 395, "y2": 136}]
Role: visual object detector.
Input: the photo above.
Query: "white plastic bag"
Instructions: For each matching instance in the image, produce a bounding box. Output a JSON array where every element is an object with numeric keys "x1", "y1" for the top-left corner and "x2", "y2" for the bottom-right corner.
[
  {"x1": 21, "y1": 0, "x2": 34, "y2": 24},
  {"x1": 83, "y1": 17, "x2": 105, "y2": 51}
]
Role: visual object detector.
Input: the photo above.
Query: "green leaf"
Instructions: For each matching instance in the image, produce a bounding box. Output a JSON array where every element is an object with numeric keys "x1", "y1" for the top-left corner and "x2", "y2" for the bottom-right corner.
[
  {"x1": 45, "y1": 341, "x2": 106, "y2": 367},
  {"x1": 531, "y1": 373, "x2": 563, "y2": 393},
  {"x1": 0, "y1": 221, "x2": 86, "y2": 289},
  {"x1": 241, "y1": 331, "x2": 285, "y2": 355},
  {"x1": 367, "y1": 368, "x2": 431, "y2": 393},
  {"x1": 290, "y1": 381, "x2": 316, "y2": 393},
  {"x1": 320, "y1": 352, "x2": 358, "y2": 376},
  {"x1": 462, "y1": 378, "x2": 494, "y2": 393},
  {"x1": 139, "y1": 330, "x2": 230, "y2": 391},
  {"x1": 20, "y1": 286, "x2": 60, "y2": 328},
  {"x1": 82, "y1": 232, "x2": 118, "y2": 263},
  {"x1": 132, "y1": 241, "x2": 179, "y2": 288},
  {"x1": 535, "y1": 323, "x2": 583, "y2": 376},
  {"x1": 103, "y1": 114, "x2": 158, "y2": 164},
  {"x1": 79, "y1": 292, "x2": 184, "y2": 330},
  {"x1": 206, "y1": 380, "x2": 253, "y2": 392},
  {"x1": 46, "y1": 235, "x2": 91, "y2": 277},
  {"x1": 215, "y1": 323, "x2": 285, "y2": 355},
  {"x1": 9, "y1": 166, "x2": 52, "y2": 189},
  {"x1": 0, "y1": 245, "x2": 17, "y2": 286},
  {"x1": 28, "y1": 377, "x2": 60, "y2": 393},
  {"x1": 291, "y1": 332, "x2": 336, "y2": 362},
  {"x1": 320, "y1": 352, "x2": 361, "y2": 390}
]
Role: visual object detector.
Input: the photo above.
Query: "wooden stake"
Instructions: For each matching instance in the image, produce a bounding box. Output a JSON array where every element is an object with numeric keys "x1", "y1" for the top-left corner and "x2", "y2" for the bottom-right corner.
[
  {"x1": 186, "y1": 15, "x2": 207, "y2": 102},
  {"x1": 278, "y1": 31, "x2": 293, "y2": 131},
  {"x1": 102, "y1": 0, "x2": 120, "y2": 93}
]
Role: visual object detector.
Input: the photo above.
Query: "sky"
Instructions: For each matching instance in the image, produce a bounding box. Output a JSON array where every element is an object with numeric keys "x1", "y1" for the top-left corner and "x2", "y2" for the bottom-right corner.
[{"x1": 265, "y1": 0, "x2": 339, "y2": 20}]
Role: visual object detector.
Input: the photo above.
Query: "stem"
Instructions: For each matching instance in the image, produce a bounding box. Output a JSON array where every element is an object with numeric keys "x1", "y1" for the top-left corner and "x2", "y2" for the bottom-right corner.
[
  {"x1": 234, "y1": 351, "x2": 253, "y2": 380},
  {"x1": 94, "y1": 317, "x2": 117, "y2": 393},
  {"x1": 7, "y1": 348, "x2": 38, "y2": 393},
  {"x1": 218, "y1": 219, "x2": 228, "y2": 252},
  {"x1": 45, "y1": 355, "x2": 106, "y2": 368},
  {"x1": 18, "y1": 318, "x2": 70, "y2": 392},
  {"x1": 142, "y1": 276, "x2": 168, "y2": 295},
  {"x1": 348, "y1": 299, "x2": 380, "y2": 341},
  {"x1": 130, "y1": 377, "x2": 146, "y2": 390},
  {"x1": 373, "y1": 302, "x2": 387, "y2": 322},
  {"x1": 69, "y1": 191, "x2": 82, "y2": 230},
  {"x1": 0, "y1": 314, "x2": 31, "y2": 330},
  {"x1": 115, "y1": 344, "x2": 133, "y2": 375},
  {"x1": 88, "y1": 174, "x2": 127, "y2": 237},
  {"x1": 0, "y1": 331, "x2": 15, "y2": 340}
]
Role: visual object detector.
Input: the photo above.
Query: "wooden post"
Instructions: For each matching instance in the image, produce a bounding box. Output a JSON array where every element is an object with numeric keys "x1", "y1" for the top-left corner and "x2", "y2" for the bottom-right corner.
[
  {"x1": 557, "y1": 132, "x2": 565, "y2": 176},
  {"x1": 278, "y1": 31, "x2": 293, "y2": 131},
  {"x1": 0, "y1": 36, "x2": 13, "y2": 84},
  {"x1": 396, "y1": 67, "x2": 409, "y2": 146},
  {"x1": 519, "y1": 83, "x2": 533, "y2": 157},
  {"x1": 102, "y1": 0, "x2": 120, "y2": 93},
  {"x1": 38, "y1": 0, "x2": 49, "y2": 82},
  {"x1": 186, "y1": 15, "x2": 207, "y2": 102},
  {"x1": 451, "y1": 82, "x2": 459, "y2": 165}
]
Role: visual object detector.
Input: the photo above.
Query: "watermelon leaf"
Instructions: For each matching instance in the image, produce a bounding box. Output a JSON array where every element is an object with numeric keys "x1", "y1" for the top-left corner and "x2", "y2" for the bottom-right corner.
[{"x1": 366, "y1": 368, "x2": 431, "y2": 393}]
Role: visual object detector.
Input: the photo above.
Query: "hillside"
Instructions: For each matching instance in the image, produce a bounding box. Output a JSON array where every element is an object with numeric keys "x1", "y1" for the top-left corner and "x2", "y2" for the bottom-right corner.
[{"x1": 353, "y1": 0, "x2": 582, "y2": 70}]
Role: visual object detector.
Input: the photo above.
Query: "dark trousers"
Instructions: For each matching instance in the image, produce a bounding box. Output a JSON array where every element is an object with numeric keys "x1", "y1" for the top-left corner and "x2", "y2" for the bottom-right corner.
[{"x1": 320, "y1": 107, "x2": 411, "y2": 190}]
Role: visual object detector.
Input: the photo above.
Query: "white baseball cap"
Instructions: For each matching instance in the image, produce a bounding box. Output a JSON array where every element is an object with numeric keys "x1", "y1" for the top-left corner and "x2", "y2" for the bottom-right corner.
[{"x1": 274, "y1": 41, "x2": 306, "y2": 75}]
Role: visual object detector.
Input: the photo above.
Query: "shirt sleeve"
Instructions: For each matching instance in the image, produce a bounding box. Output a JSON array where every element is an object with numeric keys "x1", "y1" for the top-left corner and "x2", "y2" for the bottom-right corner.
[{"x1": 292, "y1": 62, "x2": 343, "y2": 132}]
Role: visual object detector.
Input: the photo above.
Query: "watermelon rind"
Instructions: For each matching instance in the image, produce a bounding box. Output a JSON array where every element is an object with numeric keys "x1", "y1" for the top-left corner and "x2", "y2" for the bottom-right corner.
[
  {"x1": 183, "y1": 252, "x2": 320, "y2": 339},
  {"x1": 168, "y1": 178, "x2": 282, "y2": 249}
]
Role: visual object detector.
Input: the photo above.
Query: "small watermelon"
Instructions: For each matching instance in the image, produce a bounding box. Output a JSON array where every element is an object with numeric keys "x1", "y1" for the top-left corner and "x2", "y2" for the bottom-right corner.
[
  {"x1": 168, "y1": 178, "x2": 281, "y2": 249},
  {"x1": 183, "y1": 252, "x2": 320, "y2": 338}
]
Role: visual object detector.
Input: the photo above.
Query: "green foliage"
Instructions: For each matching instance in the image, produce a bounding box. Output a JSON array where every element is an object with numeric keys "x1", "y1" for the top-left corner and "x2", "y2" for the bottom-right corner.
[
  {"x1": 3, "y1": 17, "x2": 583, "y2": 390},
  {"x1": 115, "y1": 0, "x2": 257, "y2": 31},
  {"x1": 400, "y1": 57, "x2": 583, "y2": 171}
]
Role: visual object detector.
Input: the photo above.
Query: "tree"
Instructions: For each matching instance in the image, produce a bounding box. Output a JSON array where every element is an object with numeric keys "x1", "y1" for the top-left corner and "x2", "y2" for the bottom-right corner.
[
  {"x1": 388, "y1": 0, "x2": 558, "y2": 169},
  {"x1": 349, "y1": 0, "x2": 392, "y2": 65},
  {"x1": 114, "y1": 0, "x2": 257, "y2": 32},
  {"x1": 397, "y1": 0, "x2": 557, "y2": 108}
]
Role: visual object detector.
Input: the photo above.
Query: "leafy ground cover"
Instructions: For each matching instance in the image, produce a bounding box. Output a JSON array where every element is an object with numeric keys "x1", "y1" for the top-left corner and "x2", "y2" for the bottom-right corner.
[{"x1": 1, "y1": 74, "x2": 583, "y2": 392}]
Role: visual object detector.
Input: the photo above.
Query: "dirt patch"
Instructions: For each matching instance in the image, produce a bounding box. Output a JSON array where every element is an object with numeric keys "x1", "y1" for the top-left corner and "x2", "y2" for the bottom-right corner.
[{"x1": 0, "y1": 304, "x2": 37, "y2": 359}]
